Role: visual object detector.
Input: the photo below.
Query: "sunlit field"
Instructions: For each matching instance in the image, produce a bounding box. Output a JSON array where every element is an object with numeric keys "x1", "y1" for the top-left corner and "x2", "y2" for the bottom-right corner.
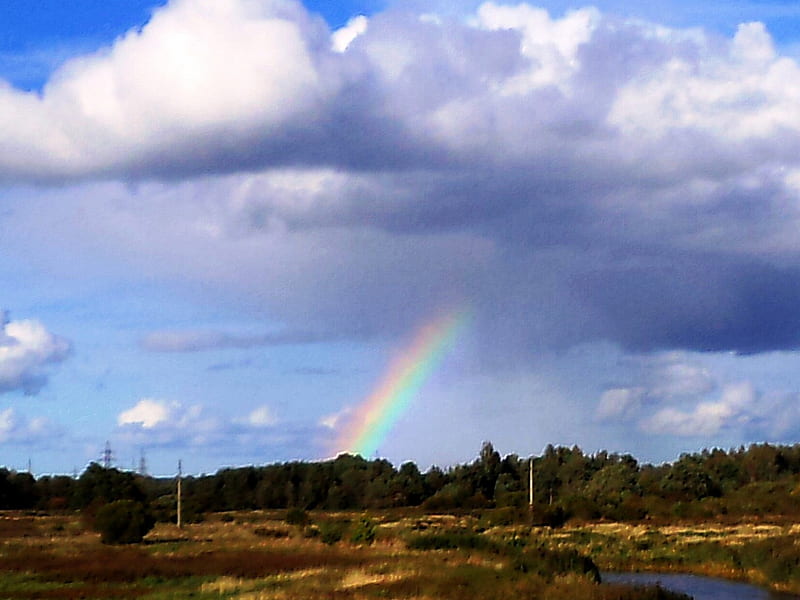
[
  {"x1": 0, "y1": 510, "x2": 694, "y2": 600},
  {"x1": 547, "y1": 520, "x2": 800, "y2": 595}
]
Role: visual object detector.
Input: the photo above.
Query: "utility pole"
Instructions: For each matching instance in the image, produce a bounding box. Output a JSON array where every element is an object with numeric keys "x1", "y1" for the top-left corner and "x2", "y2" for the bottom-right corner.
[
  {"x1": 529, "y1": 456, "x2": 534, "y2": 516},
  {"x1": 177, "y1": 459, "x2": 183, "y2": 529}
]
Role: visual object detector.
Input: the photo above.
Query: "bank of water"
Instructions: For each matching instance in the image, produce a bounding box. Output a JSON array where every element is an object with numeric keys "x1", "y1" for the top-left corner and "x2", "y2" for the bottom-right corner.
[{"x1": 604, "y1": 572, "x2": 800, "y2": 600}]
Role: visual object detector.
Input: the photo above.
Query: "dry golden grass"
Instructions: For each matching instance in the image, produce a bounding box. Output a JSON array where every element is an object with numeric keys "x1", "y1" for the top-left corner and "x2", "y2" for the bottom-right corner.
[
  {"x1": 543, "y1": 518, "x2": 800, "y2": 595},
  {"x1": 0, "y1": 510, "x2": 757, "y2": 599}
]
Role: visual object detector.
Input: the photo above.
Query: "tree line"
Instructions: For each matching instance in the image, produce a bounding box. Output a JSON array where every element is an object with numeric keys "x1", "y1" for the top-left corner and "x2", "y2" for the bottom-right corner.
[{"x1": 4, "y1": 442, "x2": 800, "y2": 522}]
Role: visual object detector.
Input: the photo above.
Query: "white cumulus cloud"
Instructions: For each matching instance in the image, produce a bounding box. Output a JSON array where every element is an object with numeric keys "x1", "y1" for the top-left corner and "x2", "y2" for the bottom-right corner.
[
  {"x1": 332, "y1": 15, "x2": 368, "y2": 52},
  {"x1": 0, "y1": 0, "x2": 337, "y2": 180},
  {"x1": 0, "y1": 313, "x2": 71, "y2": 395},
  {"x1": 117, "y1": 398, "x2": 174, "y2": 429},
  {"x1": 117, "y1": 398, "x2": 217, "y2": 447},
  {"x1": 641, "y1": 382, "x2": 756, "y2": 436}
]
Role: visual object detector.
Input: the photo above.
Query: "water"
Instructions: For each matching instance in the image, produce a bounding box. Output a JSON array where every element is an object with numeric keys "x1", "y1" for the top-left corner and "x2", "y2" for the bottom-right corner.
[{"x1": 604, "y1": 572, "x2": 800, "y2": 600}]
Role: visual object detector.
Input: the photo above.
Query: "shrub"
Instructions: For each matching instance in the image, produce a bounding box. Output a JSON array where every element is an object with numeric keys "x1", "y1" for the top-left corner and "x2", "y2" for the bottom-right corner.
[
  {"x1": 319, "y1": 521, "x2": 348, "y2": 545},
  {"x1": 254, "y1": 526, "x2": 290, "y2": 539},
  {"x1": 512, "y1": 544, "x2": 600, "y2": 582},
  {"x1": 286, "y1": 507, "x2": 310, "y2": 526},
  {"x1": 406, "y1": 530, "x2": 495, "y2": 552},
  {"x1": 350, "y1": 517, "x2": 377, "y2": 545},
  {"x1": 303, "y1": 525, "x2": 320, "y2": 539},
  {"x1": 533, "y1": 505, "x2": 567, "y2": 528},
  {"x1": 93, "y1": 500, "x2": 155, "y2": 544}
]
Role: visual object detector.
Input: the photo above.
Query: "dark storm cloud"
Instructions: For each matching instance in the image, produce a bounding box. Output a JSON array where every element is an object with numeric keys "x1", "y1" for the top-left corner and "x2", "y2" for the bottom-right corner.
[{"x1": 580, "y1": 256, "x2": 800, "y2": 353}]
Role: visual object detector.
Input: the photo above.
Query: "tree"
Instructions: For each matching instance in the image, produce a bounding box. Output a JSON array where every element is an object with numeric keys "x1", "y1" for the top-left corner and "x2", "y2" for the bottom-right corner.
[
  {"x1": 583, "y1": 461, "x2": 641, "y2": 520},
  {"x1": 94, "y1": 499, "x2": 155, "y2": 544},
  {"x1": 390, "y1": 462, "x2": 426, "y2": 506},
  {"x1": 477, "y1": 441, "x2": 501, "y2": 501},
  {"x1": 72, "y1": 463, "x2": 145, "y2": 509},
  {"x1": 660, "y1": 454, "x2": 719, "y2": 500}
]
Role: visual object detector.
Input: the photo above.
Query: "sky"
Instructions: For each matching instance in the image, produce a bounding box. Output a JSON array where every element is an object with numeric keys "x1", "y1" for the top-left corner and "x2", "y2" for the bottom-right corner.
[{"x1": 3, "y1": 0, "x2": 800, "y2": 476}]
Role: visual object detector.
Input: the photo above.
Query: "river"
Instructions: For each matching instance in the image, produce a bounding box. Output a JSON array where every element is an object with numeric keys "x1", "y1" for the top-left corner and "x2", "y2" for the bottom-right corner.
[{"x1": 604, "y1": 572, "x2": 800, "y2": 600}]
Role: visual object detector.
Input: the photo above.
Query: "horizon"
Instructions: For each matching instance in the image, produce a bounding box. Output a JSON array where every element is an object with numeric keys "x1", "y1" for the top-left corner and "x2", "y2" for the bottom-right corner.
[
  {"x1": 18, "y1": 439, "x2": 793, "y2": 480},
  {"x1": 3, "y1": 0, "x2": 800, "y2": 475}
]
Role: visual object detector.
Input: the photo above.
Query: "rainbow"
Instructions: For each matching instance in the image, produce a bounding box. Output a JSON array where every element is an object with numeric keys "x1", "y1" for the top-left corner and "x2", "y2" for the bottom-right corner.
[{"x1": 334, "y1": 308, "x2": 470, "y2": 458}]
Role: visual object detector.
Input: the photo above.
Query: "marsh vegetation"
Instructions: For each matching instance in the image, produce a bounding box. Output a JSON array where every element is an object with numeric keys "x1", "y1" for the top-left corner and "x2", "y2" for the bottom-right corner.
[{"x1": 0, "y1": 509, "x2": 694, "y2": 600}]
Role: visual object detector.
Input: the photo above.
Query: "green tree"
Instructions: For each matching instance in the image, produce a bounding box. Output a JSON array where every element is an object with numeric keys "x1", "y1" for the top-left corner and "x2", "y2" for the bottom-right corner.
[
  {"x1": 583, "y1": 461, "x2": 641, "y2": 520},
  {"x1": 72, "y1": 463, "x2": 145, "y2": 509},
  {"x1": 477, "y1": 441, "x2": 502, "y2": 501},
  {"x1": 94, "y1": 499, "x2": 155, "y2": 544}
]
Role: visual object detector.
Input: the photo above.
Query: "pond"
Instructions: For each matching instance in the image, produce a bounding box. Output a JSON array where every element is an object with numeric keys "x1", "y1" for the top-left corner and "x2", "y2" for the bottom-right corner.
[{"x1": 604, "y1": 572, "x2": 800, "y2": 600}]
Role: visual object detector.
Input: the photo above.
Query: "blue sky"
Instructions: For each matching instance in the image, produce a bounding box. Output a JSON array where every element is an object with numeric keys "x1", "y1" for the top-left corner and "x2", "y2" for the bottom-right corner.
[{"x1": 3, "y1": 0, "x2": 800, "y2": 476}]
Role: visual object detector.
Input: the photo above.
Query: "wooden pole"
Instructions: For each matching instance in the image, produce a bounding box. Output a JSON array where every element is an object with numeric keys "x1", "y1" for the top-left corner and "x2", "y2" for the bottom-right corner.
[
  {"x1": 529, "y1": 456, "x2": 534, "y2": 515},
  {"x1": 177, "y1": 459, "x2": 183, "y2": 529}
]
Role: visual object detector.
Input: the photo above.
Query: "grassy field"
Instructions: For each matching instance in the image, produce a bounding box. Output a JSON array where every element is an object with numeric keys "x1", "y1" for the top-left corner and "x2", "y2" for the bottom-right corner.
[
  {"x1": 543, "y1": 519, "x2": 800, "y2": 594},
  {"x1": 6, "y1": 509, "x2": 791, "y2": 599}
]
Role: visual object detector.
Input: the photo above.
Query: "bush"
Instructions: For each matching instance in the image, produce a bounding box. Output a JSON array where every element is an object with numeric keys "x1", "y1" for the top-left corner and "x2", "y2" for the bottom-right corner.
[
  {"x1": 93, "y1": 500, "x2": 155, "y2": 544},
  {"x1": 533, "y1": 505, "x2": 567, "y2": 528},
  {"x1": 254, "y1": 526, "x2": 290, "y2": 539},
  {"x1": 319, "y1": 520, "x2": 348, "y2": 545},
  {"x1": 512, "y1": 544, "x2": 600, "y2": 582},
  {"x1": 480, "y1": 507, "x2": 525, "y2": 527},
  {"x1": 286, "y1": 507, "x2": 310, "y2": 526},
  {"x1": 350, "y1": 517, "x2": 377, "y2": 545},
  {"x1": 406, "y1": 530, "x2": 495, "y2": 552},
  {"x1": 147, "y1": 494, "x2": 205, "y2": 525}
]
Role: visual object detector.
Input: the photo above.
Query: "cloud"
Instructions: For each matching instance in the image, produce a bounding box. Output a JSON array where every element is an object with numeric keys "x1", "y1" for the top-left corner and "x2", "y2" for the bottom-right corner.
[
  {"x1": 245, "y1": 405, "x2": 278, "y2": 427},
  {"x1": 117, "y1": 398, "x2": 218, "y2": 446},
  {"x1": 286, "y1": 366, "x2": 339, "y2": 376},
  {"x1": 117, "y1": 398, "x2": 175, "y2": 429},
  {"x1": 597, "y1": 387, "x2": 646, "y2": 421},
  {"x1": 140, "y1": 329, "x2": 329, "y2": 352},
  {"x1": 597, "y1": 352, "x2": 718, "y2": 421},
  {"x1": 206, "y1": 359, "x2": 255, "y2": 372},
  {"x1": 0, "y1": 0, "x2": 791, "y2": 183},
  {"x1": 319, "y1": 406, "x2": 352, "y2": 430},
  {"x1": 641, "y1": 381, "x2": 757, "y2": 436},
  {"x1": 600, "y1": 354, "x2": 800, "y2": 441},
  {"x1": 331, "y1": 15, "x2": 368, "y2": 52},
  {"x1": 0, "y1": 313, "x2": 72, "y2": 395},
  {"x1": 5, "y1": 1, "x2": 800, "y2": 362},
  {"x1": 0, "y1": 0, "x2": 337, "y2": 181},
  {"x1": 115, "y1": 398, "x2": 326, "y2": 459},
  {"x1": 0, "y1": 408, "x2": 59, "y2": 445},
  {"x1": 634, "y1": 353, "x2": 716, "y2": 400}
]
